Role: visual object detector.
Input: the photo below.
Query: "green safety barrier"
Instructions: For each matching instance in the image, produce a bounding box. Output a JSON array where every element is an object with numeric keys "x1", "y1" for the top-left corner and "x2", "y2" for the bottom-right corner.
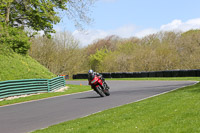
[{"x1": 0, "y1": 76, "x2": 66, "y2": 99}]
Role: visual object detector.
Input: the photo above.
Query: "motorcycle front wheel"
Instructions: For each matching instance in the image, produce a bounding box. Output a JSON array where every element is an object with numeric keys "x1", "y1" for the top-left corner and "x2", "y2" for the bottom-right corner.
[{"x1": 95, "y1": 86, "x2": 106, "y2": 97}]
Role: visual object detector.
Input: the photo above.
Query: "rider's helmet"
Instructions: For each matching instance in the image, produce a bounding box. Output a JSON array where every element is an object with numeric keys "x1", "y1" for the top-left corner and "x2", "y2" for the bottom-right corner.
[
  {"x1": 88, "y1": 69, "x2": 93, "y2": 75},
  {"x1": 88, "y1": 69, "x2": 94, "y2": 80}
]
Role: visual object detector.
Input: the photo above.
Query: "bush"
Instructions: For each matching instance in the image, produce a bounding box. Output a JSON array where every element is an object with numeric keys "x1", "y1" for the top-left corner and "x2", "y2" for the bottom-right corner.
[{"x1": 0, "y1": 23, "x2": 31, "y2": 55}]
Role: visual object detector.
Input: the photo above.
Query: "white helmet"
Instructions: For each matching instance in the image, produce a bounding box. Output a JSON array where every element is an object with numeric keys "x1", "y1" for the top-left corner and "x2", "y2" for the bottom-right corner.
[{"x1": 88, "y1": 69, "x2": 93, "y2": 74}]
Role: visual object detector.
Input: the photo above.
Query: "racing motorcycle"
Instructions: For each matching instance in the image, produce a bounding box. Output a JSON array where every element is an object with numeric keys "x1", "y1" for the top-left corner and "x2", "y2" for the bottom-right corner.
[{"x1": 88, "y1": 75, "x2": 110, "y2": 97}]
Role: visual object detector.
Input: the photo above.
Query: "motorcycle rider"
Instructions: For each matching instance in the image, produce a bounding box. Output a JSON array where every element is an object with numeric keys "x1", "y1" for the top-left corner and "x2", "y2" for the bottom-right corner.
[
  {"x1": 88, "y1": 70, "x2": 109, "y2": 88},
  {"x1": 88, "y1": 69, "x2": 104, "y2": 81},
  {"x1": 88, "y1": 69, "x2": 110, "y2": 96}
]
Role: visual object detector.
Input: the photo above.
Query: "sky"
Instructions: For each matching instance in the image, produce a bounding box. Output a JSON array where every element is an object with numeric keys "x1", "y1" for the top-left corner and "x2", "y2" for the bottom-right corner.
[{"x1": 54, "y1": 0, "x2": 200, "y2": 47}]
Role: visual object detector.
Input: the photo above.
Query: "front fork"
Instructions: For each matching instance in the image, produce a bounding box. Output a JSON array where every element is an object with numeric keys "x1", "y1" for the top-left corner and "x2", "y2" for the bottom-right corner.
[{"x1": 103, "y1": 81, "x2": 109, "y2": 90}]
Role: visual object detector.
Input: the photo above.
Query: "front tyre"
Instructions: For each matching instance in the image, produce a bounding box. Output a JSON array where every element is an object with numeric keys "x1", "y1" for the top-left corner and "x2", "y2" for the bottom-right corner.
[{"x1": 95, "y1": 86, "x2": 106, "y2": 97}]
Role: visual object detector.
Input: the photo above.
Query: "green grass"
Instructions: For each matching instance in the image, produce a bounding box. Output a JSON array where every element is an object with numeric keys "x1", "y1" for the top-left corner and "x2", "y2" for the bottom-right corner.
[
  {"x1": 33, "y1": 79, "x2": 200, "y2": 133},
  {"x1": 0, "y1": 85, "x2": 91, "y2": 106},
  {"x1": 0, "y1": 49, "x2": 55, "y2": 81}
]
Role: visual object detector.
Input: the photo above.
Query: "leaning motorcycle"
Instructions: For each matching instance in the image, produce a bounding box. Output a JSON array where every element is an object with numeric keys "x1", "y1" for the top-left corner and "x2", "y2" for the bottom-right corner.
[{"x1": 88, "y1": 75, "x2": 110, "y2": 97}]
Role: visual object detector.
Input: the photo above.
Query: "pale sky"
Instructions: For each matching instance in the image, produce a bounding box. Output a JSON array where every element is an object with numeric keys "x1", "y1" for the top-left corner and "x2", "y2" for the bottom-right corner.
[{"x1": 54, "y1": 0, "x2": 200, "y2": 46}]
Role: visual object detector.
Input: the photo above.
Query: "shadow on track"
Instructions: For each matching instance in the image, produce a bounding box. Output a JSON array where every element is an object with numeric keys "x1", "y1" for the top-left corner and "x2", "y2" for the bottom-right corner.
[{"x1": 78, "y1": 96, "x2": 102, "y2": 99}]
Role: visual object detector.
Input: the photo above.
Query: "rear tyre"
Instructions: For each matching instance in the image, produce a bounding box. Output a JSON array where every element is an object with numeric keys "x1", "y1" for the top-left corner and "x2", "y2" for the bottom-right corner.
[
  {"x1": 102, "y1": 82, "x2": 110, "y2": 96},
  {"x1": 95, "y1": 86, "x2": 106, "y2": 97},
  {"x1": 104, "y1": 89, "x2": 110, "y2": 96}
]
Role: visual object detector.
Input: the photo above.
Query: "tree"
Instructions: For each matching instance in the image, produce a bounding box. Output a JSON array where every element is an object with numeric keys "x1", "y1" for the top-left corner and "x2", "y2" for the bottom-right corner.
[
  {"x1": 65, "y1": 0, "x2": 96, "y2": 29},
  {"x1": 87, "y1": 35, "x2": 121, "y2": 55},
  {"x1": 0, "y1": 0, "x2": 13, "y2": 23},
  {"x1": 0, "y1": 0, "x2": 96, "y2": 37},
  {"x1": 89, "y1": 48, "x2": 109, "y2": 72},
  {"x1": 29, "y1": 31, "x2": 88, "y2": 77},
  {"x1": 178, "y1": 30, "x2": 200, "y2": 69},
  {"x1": 0, "y1": 22, "x2": 30, "y2": 54}
]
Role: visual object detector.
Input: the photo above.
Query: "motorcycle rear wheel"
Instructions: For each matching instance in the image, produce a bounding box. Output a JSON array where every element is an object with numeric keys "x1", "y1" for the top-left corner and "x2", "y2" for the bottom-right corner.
[{"x1": 104, "y1": 89, "x2": 110, "y2": 96}]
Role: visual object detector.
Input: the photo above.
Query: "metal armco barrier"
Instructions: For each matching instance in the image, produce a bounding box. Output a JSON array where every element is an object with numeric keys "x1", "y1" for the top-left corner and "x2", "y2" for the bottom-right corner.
[
  {"x1": 0, "y1": 76, "x2": 65, "y2": 99},
  {"x1": 48, "y1": 76, "x2": 66, "y2": 92},
  {"x1": 73, "y1": 69, "x2": 200, "y2": 79}
]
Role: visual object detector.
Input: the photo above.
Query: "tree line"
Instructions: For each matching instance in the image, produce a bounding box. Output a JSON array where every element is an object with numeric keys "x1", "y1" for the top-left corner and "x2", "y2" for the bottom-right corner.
[{"x1": 29, "y1": 30, "x2": 200, "y2": 78}]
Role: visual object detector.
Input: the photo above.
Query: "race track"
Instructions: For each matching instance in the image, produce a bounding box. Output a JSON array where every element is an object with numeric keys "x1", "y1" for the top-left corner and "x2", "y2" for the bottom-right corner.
[{"x1": 0, "y1": 80, "x2": 197, "y2": 133}]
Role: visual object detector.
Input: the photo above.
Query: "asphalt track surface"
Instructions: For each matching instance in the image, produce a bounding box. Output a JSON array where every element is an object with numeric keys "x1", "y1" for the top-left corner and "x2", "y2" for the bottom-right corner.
[{"x1": 0, "y1": 80, "x2": 197, "y2": 133}]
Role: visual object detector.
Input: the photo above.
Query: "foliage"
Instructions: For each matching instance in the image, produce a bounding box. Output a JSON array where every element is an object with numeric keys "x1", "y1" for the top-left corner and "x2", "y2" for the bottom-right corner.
[
  {"x1": 91, "y1": 30, "x2": 200, "y2": 73},
  {"x1": 65, "y1": 0, "x2": 96, "y2": 30},
  {"x1": 178, "y1": 30, "x2": 200, "y2": 68},
  {"x1": 0, "y1": 0, "x2": 66, "y2": 37},
  {"x1": 0, "y1": 23, "x2": 30, "y2": 54},
  {"x1": 86, "y1": 35, "x2": 120, "y2": 55},
  {"x1": 0, "y1": 0, "x2": 13, "y2": 21},
  {"x1": 29, "y1": 31, "x2": 88, "y2": 78},
  {"x1": 0, "y1": 0, "x2": 96, "y2": 37},
  {"x1": 89, "y1": 48, "x2": 109, "y2": 72},
  {"x1": 29, "y1": 30, "x2": 200, "y2": 76}
]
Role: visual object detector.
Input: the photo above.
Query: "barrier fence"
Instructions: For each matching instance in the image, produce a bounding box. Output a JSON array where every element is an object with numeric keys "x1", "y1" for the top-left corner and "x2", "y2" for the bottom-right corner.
[
  {"x1": 0, "y1": 76, "x2": 65, "y2": 99},
  {"x1": 73, "y1": 69, "x2": 200, "y2": 79},
  {"x1": 48, "y1": 77, "x2": 66, "y2": 92}
]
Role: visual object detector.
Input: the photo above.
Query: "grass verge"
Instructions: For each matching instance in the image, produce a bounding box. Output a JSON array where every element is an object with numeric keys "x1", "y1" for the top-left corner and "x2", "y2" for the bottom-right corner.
[
  {"x1": 0, "y1": 47, "x2": 55, "y2": 81},
  {"x1": 0, "y1": 85, "x2": 91, "y2": 106},
  {"x1": 33, "y1": 79, "x2": 200, "y2": 133}
]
